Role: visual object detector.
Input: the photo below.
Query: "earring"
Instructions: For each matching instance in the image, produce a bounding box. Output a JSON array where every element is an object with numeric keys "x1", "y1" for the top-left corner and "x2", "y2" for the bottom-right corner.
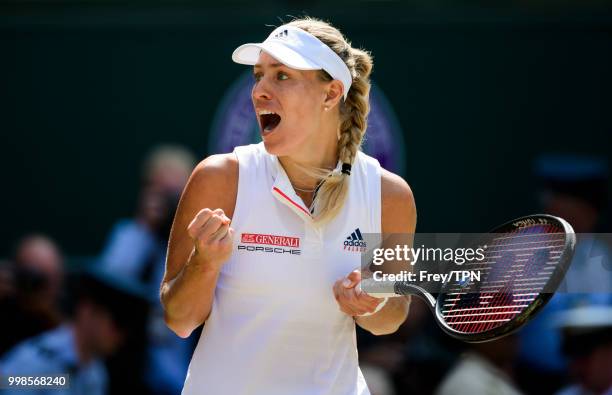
[{"x1": 324, "y1": 107, "x2": 329, "y2": 111}]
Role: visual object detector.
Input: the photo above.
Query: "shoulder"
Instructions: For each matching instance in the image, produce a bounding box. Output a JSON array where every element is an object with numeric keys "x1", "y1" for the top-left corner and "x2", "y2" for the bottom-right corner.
[
  {"x1": 381, "y1": 168, "x2": 414, "y2": 204},
  {"x1": 191, "y1": 153, "x2": 238, "y2": 185},
  {"x1": 380, "y1": 168, "x2": 417, "y2": 233},
  {"x1": 185, "y1": 153, "x2": 238, "y2": 217}
]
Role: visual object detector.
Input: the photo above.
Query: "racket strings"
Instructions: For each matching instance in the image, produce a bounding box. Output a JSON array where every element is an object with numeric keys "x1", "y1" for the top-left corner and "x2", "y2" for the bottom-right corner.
[{"x1": 440, "y1": 223, "x2": 566, "y2": 334}]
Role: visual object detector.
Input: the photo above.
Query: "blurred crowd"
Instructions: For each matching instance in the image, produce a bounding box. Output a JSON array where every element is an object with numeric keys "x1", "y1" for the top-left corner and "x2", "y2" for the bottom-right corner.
[
  {"x1": 1, "y1": 148, "x2": 610, "y2": 395},
  {"x1": 0, "y1": 145, "x2": 197, "y2": 395}
]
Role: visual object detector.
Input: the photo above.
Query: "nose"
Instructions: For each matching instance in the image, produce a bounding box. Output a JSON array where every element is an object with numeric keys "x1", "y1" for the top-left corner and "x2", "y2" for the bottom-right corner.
[{"x1": 252, "y1": 75, "x2": 273, "y2": 101}]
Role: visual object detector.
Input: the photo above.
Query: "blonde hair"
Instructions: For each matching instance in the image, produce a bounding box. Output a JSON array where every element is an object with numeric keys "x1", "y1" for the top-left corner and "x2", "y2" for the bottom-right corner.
[{"x1": 287, "y1": 17, "x2": 373, "y2": 225}]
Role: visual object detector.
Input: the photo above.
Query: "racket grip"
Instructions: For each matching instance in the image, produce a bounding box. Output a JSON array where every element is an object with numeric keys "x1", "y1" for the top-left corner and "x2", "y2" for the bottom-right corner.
[
  {"x1": 360, "y1": 278, "x2": 401, "y2": 298},
  {"x1": 358, "y1": 297, "x2": 389, "y2": 316}
]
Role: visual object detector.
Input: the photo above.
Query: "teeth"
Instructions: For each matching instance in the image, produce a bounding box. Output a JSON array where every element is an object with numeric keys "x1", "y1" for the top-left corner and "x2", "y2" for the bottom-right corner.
[{"x1": 258, "y1": 110, "x2": 277, "y2": 115}]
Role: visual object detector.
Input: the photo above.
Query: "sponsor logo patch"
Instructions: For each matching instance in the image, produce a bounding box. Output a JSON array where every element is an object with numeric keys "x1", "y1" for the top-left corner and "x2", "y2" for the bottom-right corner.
[
  {"x1": 241, "y1": 233, "x2": 300, "y2": 247},
  {"x1": 237, "y1": 245, "x2": 301, "y2": 255},
  {"x1": 239, "y1": 232, "x2": 301, "y2": 255}
]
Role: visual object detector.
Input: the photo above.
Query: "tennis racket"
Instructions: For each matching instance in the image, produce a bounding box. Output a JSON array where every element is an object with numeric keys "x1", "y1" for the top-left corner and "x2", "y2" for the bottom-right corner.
[{"x1": 361, "y1": 214, "x2": 576, "y2": 342}]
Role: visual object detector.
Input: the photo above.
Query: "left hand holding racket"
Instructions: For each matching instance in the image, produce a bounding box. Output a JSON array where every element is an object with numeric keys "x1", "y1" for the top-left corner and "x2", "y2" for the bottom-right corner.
[{"x1": 333, "y1": 270, "x2": 387, "y2": 317}]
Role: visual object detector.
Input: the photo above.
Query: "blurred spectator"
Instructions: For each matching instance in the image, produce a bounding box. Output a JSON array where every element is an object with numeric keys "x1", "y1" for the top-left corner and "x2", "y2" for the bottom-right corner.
[
  {"x1": 0, "y1": 267, "x2": 150, "y2": 395},
  {"x1": 98, "y1": 144, "x2": 196, "y2": 395},
  {"x1": 0, "y1": 235, "x2": 64, "y2": 355},
  {"x1": 359, "y1": 298, "x2": 463, "y2": 395},
  {"x1": 361, "y1": 364, "x2": 396, "y2": 395},
  {"x1": 100, "y1": 144, "x2": 195, "y2": 283},
  {"x1": 435, "y1": 335, "x2": 523, "y2": 395},
  {"x1": 517, "y1": 154, "x2": 611, "y2": 394},
  {"x1": 534, "y1": 154, "x2": 609, "y2": 233},
  {"x1": 554, "y1": 306, "x2": 612, "y2": 395}
]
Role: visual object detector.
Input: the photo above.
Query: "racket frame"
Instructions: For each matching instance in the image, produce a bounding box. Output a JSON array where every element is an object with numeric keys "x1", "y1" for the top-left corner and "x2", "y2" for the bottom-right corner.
[{"x1": 432, "y1": 214, "x2": 576, "y2": 342}]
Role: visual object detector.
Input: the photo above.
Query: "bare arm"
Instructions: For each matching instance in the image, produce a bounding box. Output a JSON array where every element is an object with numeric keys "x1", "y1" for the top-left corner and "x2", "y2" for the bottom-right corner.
[
  {"x1": 160, "y1": 154, "x2": 238, "y2": 338},
  {"x1": 334, "y1": 168, "x2": 417, "y2": 336}
]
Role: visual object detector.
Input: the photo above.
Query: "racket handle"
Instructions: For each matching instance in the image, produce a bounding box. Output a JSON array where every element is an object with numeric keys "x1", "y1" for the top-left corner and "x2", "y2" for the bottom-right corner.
[
  {"x1": 360, "y1": 278, "x2": 402, "y2": 298},
  {"x1": 361, "y1": 278, "x2": 437, "y2": 308}
]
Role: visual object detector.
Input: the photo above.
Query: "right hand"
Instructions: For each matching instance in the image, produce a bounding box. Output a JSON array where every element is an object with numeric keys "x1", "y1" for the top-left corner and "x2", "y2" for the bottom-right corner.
[{"x1": 186, "y1": 208, "x2": 234, "y2": 271}]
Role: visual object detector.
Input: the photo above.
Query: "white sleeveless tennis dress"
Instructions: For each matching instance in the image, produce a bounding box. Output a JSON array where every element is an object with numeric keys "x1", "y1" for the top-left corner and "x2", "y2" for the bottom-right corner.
[{"x1": 182, "y1": 142, "x2": 382, "y2": 395}]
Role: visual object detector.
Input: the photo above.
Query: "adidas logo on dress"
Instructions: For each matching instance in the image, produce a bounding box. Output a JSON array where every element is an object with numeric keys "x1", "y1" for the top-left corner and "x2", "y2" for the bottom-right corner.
[{"x1": 343, "y1": 228, "x2": 367, "y2": 252}]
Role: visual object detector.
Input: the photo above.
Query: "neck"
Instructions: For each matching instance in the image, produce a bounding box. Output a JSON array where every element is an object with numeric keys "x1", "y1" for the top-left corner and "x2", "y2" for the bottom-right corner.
[{"x1": 278, "y1": 124, "x2": 340, "y2": 190}]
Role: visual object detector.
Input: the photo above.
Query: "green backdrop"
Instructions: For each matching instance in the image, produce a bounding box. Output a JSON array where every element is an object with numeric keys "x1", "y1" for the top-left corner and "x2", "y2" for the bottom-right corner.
[{"x1": 2, "y1": 2, "x2": 611, "y2": 255}]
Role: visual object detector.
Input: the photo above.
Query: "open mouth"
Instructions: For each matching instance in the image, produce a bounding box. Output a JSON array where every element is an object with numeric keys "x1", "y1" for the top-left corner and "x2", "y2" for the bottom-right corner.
[{"x1": 259, "y1": 113, "x2": 282, "y2": 133}]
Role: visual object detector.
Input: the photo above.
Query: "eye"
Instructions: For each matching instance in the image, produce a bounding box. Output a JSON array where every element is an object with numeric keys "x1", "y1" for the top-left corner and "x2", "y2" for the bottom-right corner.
[
  {"x1": 253, "y1": 72, "x2": 262, "y2": 82},
  {"x1": 277, "y1": 72, "x2": 289, "y2": 81}
]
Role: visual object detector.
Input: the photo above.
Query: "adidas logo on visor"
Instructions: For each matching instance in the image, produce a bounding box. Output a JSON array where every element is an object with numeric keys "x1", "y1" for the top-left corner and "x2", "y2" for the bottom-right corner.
[
  {"x1": 344, "y1": 228, "x2": 367, "y2": 252},
  {"x1": 273, "y1": 29, "x2": 289, "y2": 39}
]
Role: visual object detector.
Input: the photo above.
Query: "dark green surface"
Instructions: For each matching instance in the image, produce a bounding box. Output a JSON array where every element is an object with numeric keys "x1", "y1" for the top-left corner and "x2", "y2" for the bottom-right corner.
[{"x1": 2, "y1": 3, "x2": 611, "y2": 254}]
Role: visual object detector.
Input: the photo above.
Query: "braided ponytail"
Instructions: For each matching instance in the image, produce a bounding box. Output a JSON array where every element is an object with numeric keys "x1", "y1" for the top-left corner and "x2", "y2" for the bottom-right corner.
[
  {"x1": 338, "y1": 47, "x2": 373, "y2": 173},
  {"x1": 287, "y1": 18, "x2": 373, "y2": 225}
]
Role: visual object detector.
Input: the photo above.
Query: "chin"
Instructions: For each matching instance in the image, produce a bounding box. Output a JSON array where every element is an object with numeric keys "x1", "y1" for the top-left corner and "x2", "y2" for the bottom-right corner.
[
  {"x1": 261, "y1": 134, "x2": 290, "y2": 157},
  {"x1": 260, "y1": 125, "x2": 305, "y2": 157},
  {"x1": 261, "y1": 139, "x2": 278, "y2": 155}
]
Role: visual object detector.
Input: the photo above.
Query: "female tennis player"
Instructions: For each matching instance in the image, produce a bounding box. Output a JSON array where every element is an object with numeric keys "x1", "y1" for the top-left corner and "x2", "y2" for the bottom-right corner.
[{"x1": 160, "y1": 17, "x2": 416, "y2": 394}]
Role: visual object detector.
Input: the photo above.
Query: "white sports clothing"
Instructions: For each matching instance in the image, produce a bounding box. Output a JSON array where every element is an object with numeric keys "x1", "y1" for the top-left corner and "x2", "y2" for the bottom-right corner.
[{"x1": 182, "y1": 142, "x2": 382, "y2": 395}]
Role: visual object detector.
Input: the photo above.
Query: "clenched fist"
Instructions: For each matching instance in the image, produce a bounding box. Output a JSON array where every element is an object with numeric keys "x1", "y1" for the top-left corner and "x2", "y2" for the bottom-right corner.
[{"x1": 187, "y1": 208, "x2": 234, "y2": 271}]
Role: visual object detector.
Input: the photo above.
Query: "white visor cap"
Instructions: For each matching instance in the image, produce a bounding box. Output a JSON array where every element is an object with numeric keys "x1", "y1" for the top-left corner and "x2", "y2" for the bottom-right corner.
[{"x1": 232, "y1": 24, "x2": 353, "y2": 100}]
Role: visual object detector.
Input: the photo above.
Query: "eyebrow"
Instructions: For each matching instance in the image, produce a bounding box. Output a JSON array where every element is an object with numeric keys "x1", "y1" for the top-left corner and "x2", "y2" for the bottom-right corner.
[{"x1": 253, "y1": 62, "x2": 284, "y2": 70}]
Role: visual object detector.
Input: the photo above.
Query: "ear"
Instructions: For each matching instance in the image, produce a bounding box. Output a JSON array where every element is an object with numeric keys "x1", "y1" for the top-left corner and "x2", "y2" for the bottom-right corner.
[{"x1": 323, "y1": 80, "x2": 344, "y2": 109}]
